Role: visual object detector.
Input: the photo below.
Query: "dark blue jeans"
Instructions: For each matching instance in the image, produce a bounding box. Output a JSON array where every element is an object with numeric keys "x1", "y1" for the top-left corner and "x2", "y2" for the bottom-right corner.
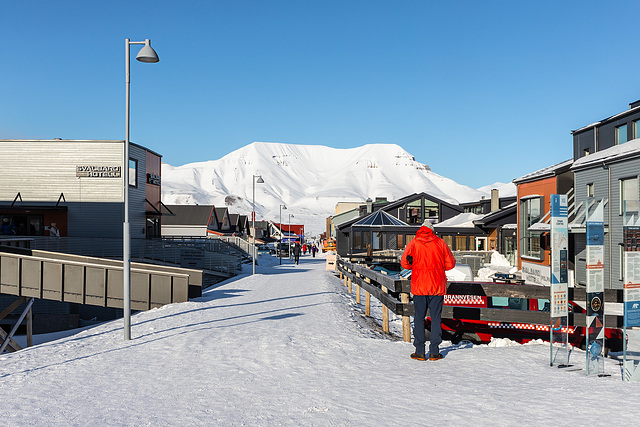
[{"x1": 413, "y1": 295, "x2": 444, "y2": 356}]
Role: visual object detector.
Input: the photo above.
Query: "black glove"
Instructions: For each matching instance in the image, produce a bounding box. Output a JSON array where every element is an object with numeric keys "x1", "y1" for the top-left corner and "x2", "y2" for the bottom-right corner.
[{"x1": 406, "y1": 255, "x2": 413, "y2": 265}]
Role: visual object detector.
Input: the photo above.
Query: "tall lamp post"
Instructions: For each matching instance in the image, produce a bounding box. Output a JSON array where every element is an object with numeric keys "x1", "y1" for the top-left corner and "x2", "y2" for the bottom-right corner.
[
  {"x1": 123, "y1": 38, "x2": 159, "y2": 341},
  {"x1": 279, "y1": 204, "x2": 287, "y2": 265},
  {"x1": 252, "y1": 175, "x2": 264, "y2": 274},
  {"x1": 288, "y1": 213, "x2": 294, "y2": 261}
]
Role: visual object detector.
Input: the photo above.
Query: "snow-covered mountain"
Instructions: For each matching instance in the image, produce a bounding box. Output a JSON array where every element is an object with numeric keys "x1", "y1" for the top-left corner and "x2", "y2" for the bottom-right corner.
[{"x1": 161, "y1": 142, "x2": 511, "y2": 235}]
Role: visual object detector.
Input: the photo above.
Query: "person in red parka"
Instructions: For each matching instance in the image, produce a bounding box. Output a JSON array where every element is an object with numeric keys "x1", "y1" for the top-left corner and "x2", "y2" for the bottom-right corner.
[{"x1": 401, "y1": 220, "x2": 456, "y2": 361}]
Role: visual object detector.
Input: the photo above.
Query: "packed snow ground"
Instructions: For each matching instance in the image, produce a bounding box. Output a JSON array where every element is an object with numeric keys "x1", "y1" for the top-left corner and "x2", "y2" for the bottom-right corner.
[{"x1": 2, "y1": 253, "x2": 640, "y2": 426}]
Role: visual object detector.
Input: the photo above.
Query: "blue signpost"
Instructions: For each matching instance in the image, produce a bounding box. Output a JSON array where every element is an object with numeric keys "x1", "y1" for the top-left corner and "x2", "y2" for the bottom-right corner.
[
  {"x1": 549, "y1": 195, "x2": 569, "y2": 366},
  {"x1": 585, "y1": 198, "x2": 606, "y2": 376}
]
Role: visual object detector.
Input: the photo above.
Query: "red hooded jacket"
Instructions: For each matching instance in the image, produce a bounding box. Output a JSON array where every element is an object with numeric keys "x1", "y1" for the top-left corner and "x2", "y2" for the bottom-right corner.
[{"x1": 401, "y1": 226, "x2": 456, "y2": 296}]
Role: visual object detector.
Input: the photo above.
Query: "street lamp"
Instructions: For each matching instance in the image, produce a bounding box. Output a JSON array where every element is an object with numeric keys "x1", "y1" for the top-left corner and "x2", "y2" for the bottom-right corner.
[
  {"x1": 252, "y1": 175, "x2": 264, "y2": 274},
  {"x1": 279, "y1": 204, "x2": 287, "y2": 265},
  {"x1": 123, "y1": 38, "x2": 159, "y2": 341},
  {"x1": 288, "y1": 213, "x2": 294, "y2": 262}
]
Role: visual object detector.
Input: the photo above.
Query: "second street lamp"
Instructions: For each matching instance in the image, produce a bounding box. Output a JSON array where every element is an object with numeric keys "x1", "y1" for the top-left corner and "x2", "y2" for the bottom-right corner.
[
  {"x1": 279, "y1": 204, "x2": 287, "y2": 265},
  {"x1": 252, "y1": 175, "x2": 264, "y2": 275},
  {"x1": 288, "y1": 213, "x2": 294, "y2": 262}
]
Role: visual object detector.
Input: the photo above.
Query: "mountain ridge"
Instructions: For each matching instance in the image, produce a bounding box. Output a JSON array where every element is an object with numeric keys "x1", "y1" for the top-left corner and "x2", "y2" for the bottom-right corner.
[{"x1": 161, "y1": 142, "x2": 514, "y2": 235}]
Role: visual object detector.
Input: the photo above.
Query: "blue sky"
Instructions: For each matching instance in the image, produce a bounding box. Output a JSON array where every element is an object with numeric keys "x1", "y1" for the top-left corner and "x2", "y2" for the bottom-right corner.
[{"x1": 2, "y1": 1, "x2": 640, "y2": 188}]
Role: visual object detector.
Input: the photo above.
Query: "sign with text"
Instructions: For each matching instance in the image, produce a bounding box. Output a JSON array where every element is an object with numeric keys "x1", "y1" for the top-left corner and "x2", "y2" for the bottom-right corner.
[
  {"x1": 586, "y1": 198, "x2": 605, "y2": 376},
  {"x1": 623, "y1": 207, "x2": 640, "y2": 380},
  {"x1": 550, "y1": 194, "x2": 568, "y2": 317},
  {"x1": 76, "y1": 165, "x2": 121, "y2": 178},
  {"x1": 522, "y1": 261, "x2": 550, "y2": 286},
  {"x1": 549, "y1": 195, "x2": 570, "y2": 367}
]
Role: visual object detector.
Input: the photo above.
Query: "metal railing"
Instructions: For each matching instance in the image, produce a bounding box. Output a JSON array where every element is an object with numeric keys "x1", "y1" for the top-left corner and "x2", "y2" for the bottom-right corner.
[{"x1": 24, "y1": 236, "x2": 244, "y2": 276}]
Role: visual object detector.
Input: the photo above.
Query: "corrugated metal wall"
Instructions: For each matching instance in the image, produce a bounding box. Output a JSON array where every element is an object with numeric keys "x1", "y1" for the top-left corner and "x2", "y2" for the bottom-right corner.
[
  {"x1": 574, "y1": 157, "x2": 640, "y2": 289},
  {"x1": 0, "y1": 140, "x2": 148, "y2": 247}
]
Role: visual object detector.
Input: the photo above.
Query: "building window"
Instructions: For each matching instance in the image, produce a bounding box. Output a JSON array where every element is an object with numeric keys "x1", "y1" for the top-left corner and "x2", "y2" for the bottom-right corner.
[
  {"x1": 587, "y1": 183, "x2": 594, "y2": 198},
  {"x1": 425, "y1": 199, "x2": 439, "y2": 219},
  {"x1": 634, "y1": 119, "x2": 640, "y2": 139},
  {"x1": 464, "y1": 205, "x2": 484, "y2": 214},
  {"x1": 520, "y1": 196, "x2": 543, "y2": 259},
  {"x1": 372, "y1": 231, "x2": 382, "y2": 250},
  {"x1": 406, "y1": 200, "x2": 422, "y2": 224},
  {"x1": 442, "y1": 235, "x2": 453, "y2": 250},
  {"x1": 354, "y1": 232, "x2": 361, "y2": 250},
  {"x1": 584, "y1": 148, "x2": 590, "y2": 157},
  {"x1": 616, "y1": 124, "x2": 628, "y2": 145},
  {"x1": 455, "y1": 236, "x2": 467, "y2": 251},
  {"x1": 620, "y1": 177, "x2": 639, "y2": 215},
  {"x1": 129, "y1": 158, "x2": 138, "y2": 187}
]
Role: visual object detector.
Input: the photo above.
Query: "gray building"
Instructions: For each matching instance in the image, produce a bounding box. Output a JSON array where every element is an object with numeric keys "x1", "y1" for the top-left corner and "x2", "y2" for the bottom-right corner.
[
  {"x1": 571, "y1": 102, "x2": 640, "y2": 289},
  {"x1": 0, "y1": 139, "x2": 162, "y2": 246},
  {"x1": 570, "y1": 139, "x2": 640, "y2": 289}
]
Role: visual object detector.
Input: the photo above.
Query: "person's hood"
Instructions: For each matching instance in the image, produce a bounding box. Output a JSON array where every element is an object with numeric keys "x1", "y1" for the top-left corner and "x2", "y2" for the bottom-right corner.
[{"x1": 415, "y1": 225, "x2": 437, "y2": 242}]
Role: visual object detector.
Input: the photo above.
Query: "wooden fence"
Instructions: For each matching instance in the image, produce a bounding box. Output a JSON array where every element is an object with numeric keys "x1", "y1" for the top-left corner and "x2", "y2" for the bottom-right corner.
[{"x1": 336, "y1": 258, "x2": 624, "y2": 343}]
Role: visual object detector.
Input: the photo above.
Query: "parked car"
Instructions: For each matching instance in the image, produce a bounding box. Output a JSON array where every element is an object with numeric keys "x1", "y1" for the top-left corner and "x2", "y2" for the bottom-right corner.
[
  {"x1": 266, "y1": 242, "x2": 278, "y2": 254},
  {"x1": 256, "y1": 244, "x2": 271, "y2": 254},
  {"x1": 276, "y1": 242, "x2": 290, "y2": 257},
  {"x1": 321, "y1": 238, "x2": 336, "y2": 252}
]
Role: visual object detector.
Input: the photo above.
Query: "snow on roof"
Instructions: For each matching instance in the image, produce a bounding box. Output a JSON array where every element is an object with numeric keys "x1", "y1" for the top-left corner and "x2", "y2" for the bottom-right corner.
[
  {"x1": 434, "y1": 212, "x2": 485, "y2": 228},
  {"x1": 571, "y1": 138, "x2": 640, "y2": 170},
  {"x1": 512, "y1": 159, "x2": 573, "y2": 184}
]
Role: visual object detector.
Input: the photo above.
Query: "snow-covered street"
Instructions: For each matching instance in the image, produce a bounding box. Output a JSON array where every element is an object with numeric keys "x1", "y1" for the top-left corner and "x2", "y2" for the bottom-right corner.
[{"x1": 1, "y1": 253, "x2": 639, "y2": 426}]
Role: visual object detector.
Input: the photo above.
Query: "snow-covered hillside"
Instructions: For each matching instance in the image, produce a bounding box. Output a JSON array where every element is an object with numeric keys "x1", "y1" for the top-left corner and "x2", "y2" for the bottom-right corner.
[{"x1": 162, "y1": 142, "x2": 512, "y2": 235}]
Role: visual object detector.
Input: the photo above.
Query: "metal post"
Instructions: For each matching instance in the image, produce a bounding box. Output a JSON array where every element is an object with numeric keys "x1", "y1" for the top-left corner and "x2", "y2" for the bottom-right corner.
[
  {"x1": 279, "y1": 204, "x2": 287, "y2": 265},
  {"x1": 124, "y1": 38, "x2": 132, "y2": 341},
  {"x1": 122, "y1": 38, "x2": 158, "y2": 341},
  {"x1": 279, "y1": 205, "x2": 283, "y2": 265},
  {"x1": 252, "y1": 176, "x2": 256, "y2": 275},
  {"x1": 289, "y1": 213, "x2": 294, "y2": 262}
]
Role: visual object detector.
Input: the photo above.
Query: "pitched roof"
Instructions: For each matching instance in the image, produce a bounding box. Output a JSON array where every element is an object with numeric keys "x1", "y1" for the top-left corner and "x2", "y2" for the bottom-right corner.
[
  {"x1": 353, "y1": 210, "x2": 409, "y2": 227},
  {"x1": 571, "y1": 138, "x2": 640, "y2": 170},
  {"x1": 161, "y1": 205, "x2": 214, "y2": 226},
  {"x1": 434, "y1": 212, "x2": 485, "y2": 229},
  {"x1": 512, "y1": 159, "x2": 573, "y2": 184}
]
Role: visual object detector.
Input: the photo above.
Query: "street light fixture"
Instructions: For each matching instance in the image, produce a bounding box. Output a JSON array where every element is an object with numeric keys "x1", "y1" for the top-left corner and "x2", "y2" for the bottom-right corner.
[
  {"x1": 123, "y1": 38, "x2": 159, "y2": 341},
  {"x1": 252, "y1": 175, "x2": 264, "y2": 274},
  {"x1": 279, "y1": 204, "x2": 287, "y2": 265}
]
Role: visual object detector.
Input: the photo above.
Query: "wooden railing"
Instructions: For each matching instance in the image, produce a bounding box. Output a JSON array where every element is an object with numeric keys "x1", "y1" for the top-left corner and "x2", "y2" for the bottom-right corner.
[
  {"x1": 0, "y1": 247, "x2": 203, "y2": 311},
  {"x1": 336, "y1": 258, "x2": 624, "y2": 343}
]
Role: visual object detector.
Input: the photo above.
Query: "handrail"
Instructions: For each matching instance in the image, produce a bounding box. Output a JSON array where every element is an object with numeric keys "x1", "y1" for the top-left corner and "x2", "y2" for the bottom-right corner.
[{"x1": 0, "y1": 251, "x2": 191, "y2": 277}]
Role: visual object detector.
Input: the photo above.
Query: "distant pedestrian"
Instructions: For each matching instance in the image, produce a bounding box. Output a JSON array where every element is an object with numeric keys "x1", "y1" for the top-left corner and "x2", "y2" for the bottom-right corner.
[
  {"x1": 1, "y1": 218, "x2": 17, "y2": 235},
  {"x1": 365, "y1": 243, "x2": 373, "y2": 265},
  {"x1": 401, "y1": 220, "x2": 455, "y2": 361},
  {"x1": 311, "y1": 244, "x2": 318, "y2": 257},
  {"x1": 293, "y1": 242, "x2": 302, "y2": 265},
  {"x1": 302, "y1": 243, "x2": 307, "y2": 254},
  {"x1": 49, "y1": 222, "x2": 60, "y2": 237}
]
